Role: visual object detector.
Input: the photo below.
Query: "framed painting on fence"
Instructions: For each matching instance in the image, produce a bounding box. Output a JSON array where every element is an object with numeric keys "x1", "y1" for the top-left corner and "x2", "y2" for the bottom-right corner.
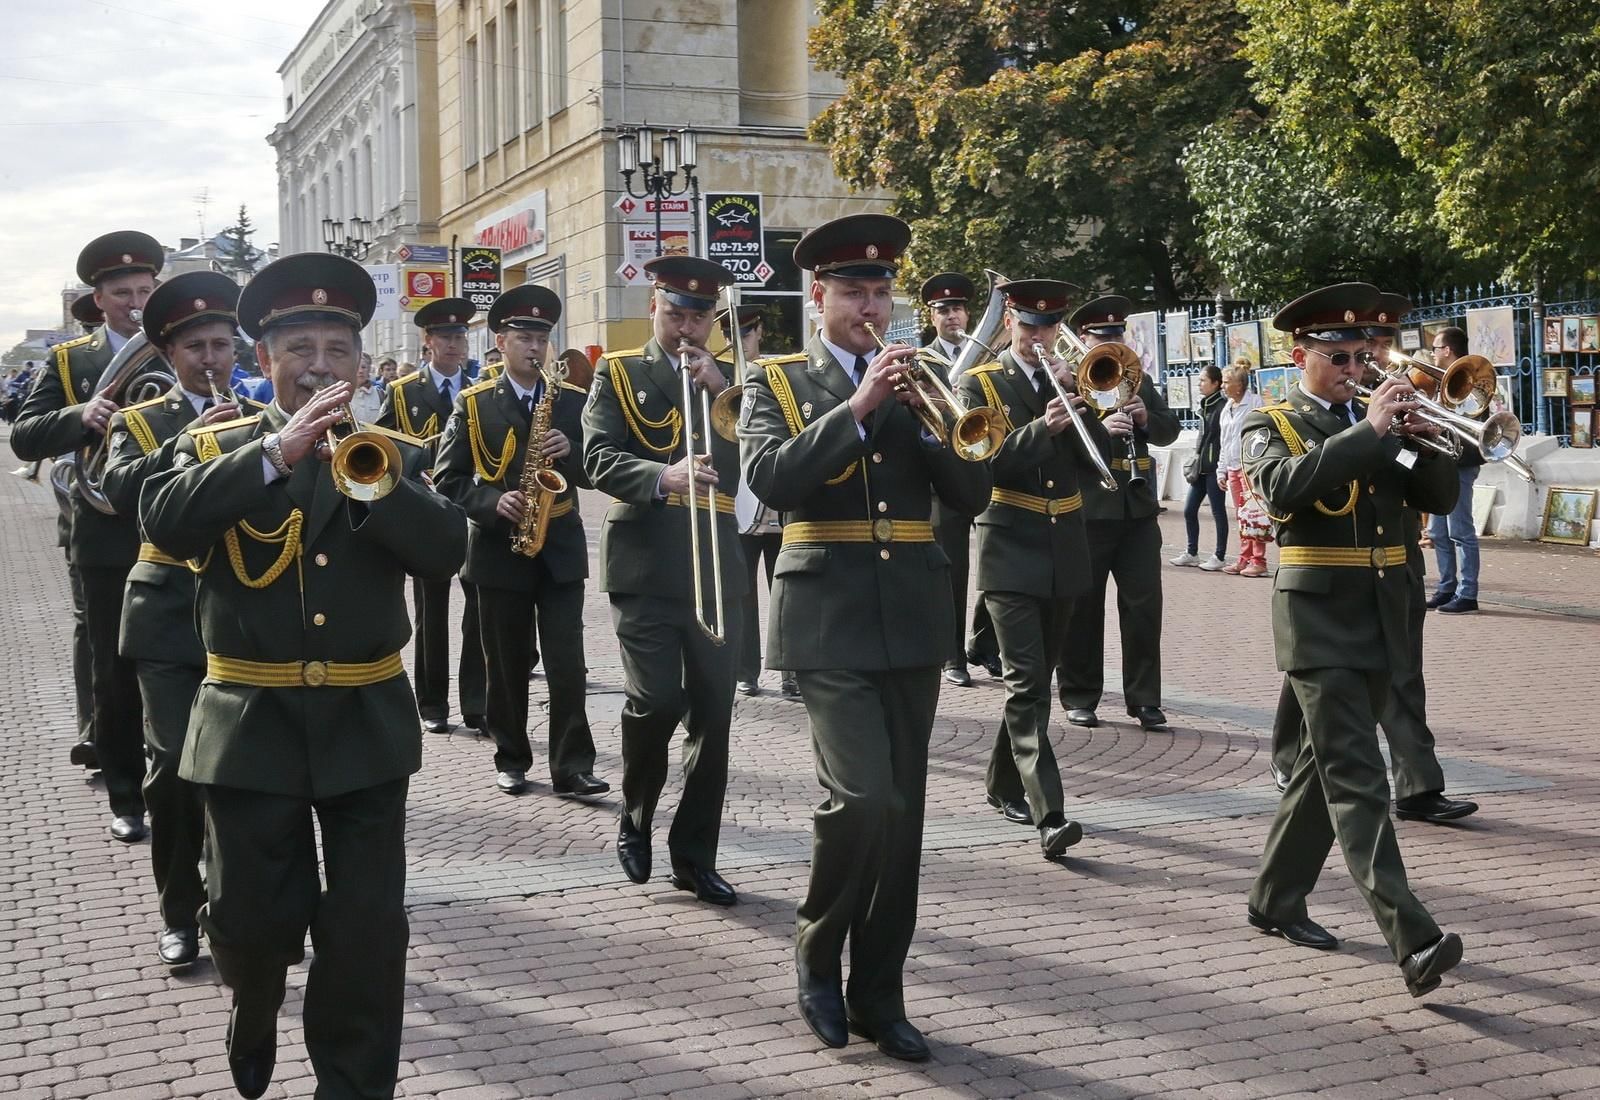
[
  {"x1": 1262, "y1": 324, "x2": 1294, "y2": 366},
  {"x1": 1166, "y1": 373, "x2": 1192, "y2": 410},
  {"x1": 1491, "y1": 373, "x2": 1516, "y2": 421},
  {"x1": 1284, "y1": 366, "x2": 1303, "y2": 396},
  {"x1": 1581, "y1": 317, "x2": 1600, "y2": 354},
  {"x1": 1544, "y1": 317, "x2": 1564, "y2": 355},
  {"x1": 1465, "y1": 306, "x2": 1516, "y2": 367},
  {"x1": 1164, "y1": 311, "x2": 1190, "y2": 363},
  {"x1": 1543, "y1": 367, "x2": 1570, "y2": 398},
  {"x1": 1256, "y1": 366, "x2": 1288, "y2": 404},
  {"x1": 1189, "y1": 331, "x2": 1212, "y2": 364},
  {"x1": 1562, "y1": 317, "x2": 1582, "y2": 352},
  {"x1": 1401, "y1": 327, "x2": 1422, "y2": 352},
  {"x1": 1125, "y1": 311, "x2": 1160, "y2": 377},
  {"x1": 1539, "y1": 487, "x2": 1597, "y2": 545},
  {"x1": 1572, "y1": 413, "x2": 1594, "y2": 448},
  {"x1": 1227, "y1": 321, "x2": 1262, "y2": 370},
  {"x1": 1571, "y1": 374, "x2": 1596, "y2": 406}
]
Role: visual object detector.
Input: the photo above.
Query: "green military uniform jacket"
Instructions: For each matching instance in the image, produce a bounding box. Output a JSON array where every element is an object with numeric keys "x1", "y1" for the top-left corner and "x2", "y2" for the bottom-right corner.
[
  {"x1": 377, "y1": 367, "x2": 460, "y2": 454},
  {"x1": 9, "y1": 325, "x2": 139, "y2": 568},
  {"x1": 739, "y1": 335, "x2": 992, "y2": 670},
  {"x1": 433, "y1": 372, "x2": 591, "y2": 590},
  {"x1": 139, "y1": 404, "x2": 467, "y2": 798},
  {"x1": 581, "y1": 338, "x2": 746, "y2": 599},
  {"x1": 102, "y1": 387, "x2": 266, "y2": 667},
  {"x1": 1240, "y1": 393, "x2": 1459, "y2": 674},
  {"x1": 1080, "y1": 373, "x2": 1180, "y2": 522},
  {"x1": 958, "y1": 350, "x2": 1112, "y2": 598}
]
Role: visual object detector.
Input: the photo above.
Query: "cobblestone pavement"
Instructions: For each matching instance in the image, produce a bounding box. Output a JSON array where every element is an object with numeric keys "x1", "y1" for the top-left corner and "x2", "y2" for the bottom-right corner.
[{"x1": 3, "y1": 434, "x2": 1599, "y2": 1099}]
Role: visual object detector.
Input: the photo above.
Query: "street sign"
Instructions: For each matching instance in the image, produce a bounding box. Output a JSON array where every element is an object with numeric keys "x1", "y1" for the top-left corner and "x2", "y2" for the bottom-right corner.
[
  {"x1": 399, "y1": 266, "x2": 450, "y2": 311},
  {"x1": 459, "y1": 246, "x2": 502, "y2": 314},
  {"x1": 619, "y1": 226, "x2": 690, "y2": 286},
  {"x1": 397, "y1": 243, "x2": 450, "y2": 265},
  {"x1": 614, "y1": 195, "x2": 693, "y2": 219},
  {"x1": 703, "y1": 192, "x2": 766, "y2": 286},
  {"x1": 364, "y1": 264, "x2": 401, "y2": 322}
]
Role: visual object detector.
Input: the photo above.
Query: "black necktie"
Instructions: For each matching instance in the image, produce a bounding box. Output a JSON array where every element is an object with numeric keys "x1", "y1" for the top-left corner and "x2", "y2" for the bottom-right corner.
[
  {"x1": 440, "y1": 377, "x2": 452, "y2": 404},
  {"x1": 1034, "y1": 369, "x2": 1049, "y2": 400},
  {"x1": 1331, "y1": 401, "x2": 1354, "y2": 427},
  {"x1": 852, "y1": 355, "x2": 869, "y2": 387},
  {"x1": 522, "y1": 393, "x2": 535, "y2": 422}
]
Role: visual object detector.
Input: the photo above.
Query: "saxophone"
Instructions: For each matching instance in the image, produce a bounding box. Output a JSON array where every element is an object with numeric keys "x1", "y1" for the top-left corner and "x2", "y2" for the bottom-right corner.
[{"x1": 510, "y1": 367, "x2": 569, "y2": 557}]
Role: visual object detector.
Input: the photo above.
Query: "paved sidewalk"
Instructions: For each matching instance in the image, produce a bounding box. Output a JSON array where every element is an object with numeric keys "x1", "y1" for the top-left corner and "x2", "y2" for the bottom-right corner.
[{"x1": 2, "y1": 442, "x2": 1598, "y2": 1099}]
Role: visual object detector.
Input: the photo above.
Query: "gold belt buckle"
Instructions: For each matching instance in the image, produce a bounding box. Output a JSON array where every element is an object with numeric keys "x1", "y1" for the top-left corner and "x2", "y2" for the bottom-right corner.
[
  {"x1": 1045, "y1": 498, "x2": 1062, "y2": 517},
  {"x1": 301, "y1": 660, "x2": 329, "y2": 687},
  {"x1": 1369, "y1": 547, "x2": 1385, "y2": 569},
  {"x1": 872, "y1": 518, "x2": 895, "y2": 543}
]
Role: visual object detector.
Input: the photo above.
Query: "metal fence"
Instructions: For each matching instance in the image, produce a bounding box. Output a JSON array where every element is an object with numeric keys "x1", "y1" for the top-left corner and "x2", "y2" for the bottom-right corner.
[{"x1": 1154, "y1": 285, "x2": 1599, "y2": 446}]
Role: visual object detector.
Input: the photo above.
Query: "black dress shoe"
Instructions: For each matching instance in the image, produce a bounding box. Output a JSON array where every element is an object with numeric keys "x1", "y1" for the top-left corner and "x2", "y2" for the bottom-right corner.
[
  {"x1": 1065, "y1": 708, "x2": 1099, "y2": 728},
  {"x1": 1270, "y1": 764, "x2": 1290, "y2": 794},
  {"x1": 1247, "y1": 907, "x2": 1338, "y2": 950},
  {"x1": 495, "y1": 769, "x2": 528, "y2": 795},
  {"x1": 157, "y1": 926, "x2": 200, "y2": 966},
  {"x1": 1127, "y1": 705, "x2": 1169, "y2": 730},
  {"x1": 942, "y1": 663, "x2": 972, "y2": 687},
  {"x1": 69, "y1": 740, "x2": 98, "y2": 768},
  {"x1": 737, "y1": 679, "x2": 761, "y2": 697},
  {"x1": 985, "y1": 793, "x2": 1033, "y2": 826},
  {"x1": 1401, "y1": 931, "x2": 1463, "y2": 997},
  {"x1": 617, "y1": 814, "x2": 651, "y2": 884},
  {"x1": 421, "y1": 717, "x2": 453, "y2": 734},
  {"x1": 779, "y1": 673, "x2": 801, "y2": 698},
  {"x1": 1437, "y1": 596, "x2": 1479, "y2": 614},
  {"x1": 796, "y1": 966, "x2": 847, "y2": 1049},
  {"x1": 1425, "y1": 588, "x2": 1456, "y2": 609},
  {"x1": 669, "y1": 863, "x2": 737, "y2": 906},
  {"x1": 967, "y1": 650, "x2": 1003, "y2": 678},
  {"x1": 847, "y1": 1016, "x2": 930, "y2": 1062},
  {"x1": 226, "y1": 998, "x2": 278, "y2": 1100},
  {"x1": 1040, "y1": 819, "x2": 1083, "y2": 858},
  {"x1": 1395, "y1": 793, "x2": 1478, "y2": 823},
  {"x1": 462, "y1": 713, "x2": 488, "y2": 732},
  {"x1": 110, "y1": 814, "x2": 148, "y2": 842},
  {"x1": 553, "y1": 771, "x2": 610, "y2": 799}
]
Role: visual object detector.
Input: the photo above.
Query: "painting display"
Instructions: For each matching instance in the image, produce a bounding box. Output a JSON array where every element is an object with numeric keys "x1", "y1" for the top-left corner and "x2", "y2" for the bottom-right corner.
[
  {"x1": 1571, "y1": 412, "x2": 1593, "y2": 448},
  {"x1": 1581, "y1": 316, "x2": 1600, "y2": 354},
  {"x1": 1544, "y1": 317, "x2": 1563, "y2": 355},
  {"x1": 1262, "y1": 323, "x2": 1295, "y2": 366},
  {"x1": 1164, "y1": 311, "x2": 1190, "y2": 364},
  {"x1": 1465, "y1": 306, "x2": 1516, "y2": 367},
  {"x1": 1125, "y1": 310, "x2": 1160, "y2": 378},
  {"x1": 1166, "y1": 373, "x2": 1192, "y2": 410},
  {"x1": 1227, "y1": 321, "x2": 1262, "y2": 370},
  {"x1": 1563, "y1": 317, "x2": 1583, "y2": 352},
  {"x1": 1539, "y1": 487, "x2": 1597, "y2": 545},
  {"x1": 1570, "y1": 374, "x2": 1596, "y2": 406},
  {"x1": 1491, "y1": 374, "x2": 1517, "y2": 422},
  {"x1": 1543, "y1": 367, "x2": 1571, "y2": 398},
  {"x1": 1190, "y1": 331, "x2": 1213, "y2": 364},
  {"x1": 1256, "y1": 365, "x2": 1288, "y2": 405}
]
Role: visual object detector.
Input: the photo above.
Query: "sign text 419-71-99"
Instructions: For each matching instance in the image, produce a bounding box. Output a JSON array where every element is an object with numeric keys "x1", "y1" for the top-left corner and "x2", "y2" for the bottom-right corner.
[
  {"x1": 459, "y1": 246, "x2": 502, "y2": 314},
  {"x1": 703, "y1": 193, "x2": 769, "y2": 286}
]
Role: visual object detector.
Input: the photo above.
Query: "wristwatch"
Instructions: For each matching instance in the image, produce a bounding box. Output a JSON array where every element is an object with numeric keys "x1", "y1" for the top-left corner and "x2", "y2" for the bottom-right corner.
[{"x1": 261, "y1": 432, "x2": 292, "y2": 478}]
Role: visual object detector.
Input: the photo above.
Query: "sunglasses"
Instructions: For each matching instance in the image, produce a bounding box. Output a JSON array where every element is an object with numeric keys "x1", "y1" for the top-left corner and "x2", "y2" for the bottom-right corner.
[{"x1": 1305, "y1": 346, "x2": 1376, "y2": 368}]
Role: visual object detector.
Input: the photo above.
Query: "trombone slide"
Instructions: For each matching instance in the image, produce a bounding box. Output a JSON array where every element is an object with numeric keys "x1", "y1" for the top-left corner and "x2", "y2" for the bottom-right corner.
[
  {"x1": 1032, "y1": 343, "x2": 1118, "y2": 492},
  {"x1": 679, "y1": 340, "x2": 728, "y2": 646}
]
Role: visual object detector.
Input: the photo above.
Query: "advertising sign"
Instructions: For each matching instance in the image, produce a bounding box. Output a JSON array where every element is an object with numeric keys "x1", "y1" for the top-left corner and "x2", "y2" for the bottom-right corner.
[
  {"x1": 702, "y1": 192, "x2": 766, "y2": 286},
  {"x1": 617, "y1": 226, "x2": 691, "y2": 286},
  {"x1": 459, "y1": 246, "x2": 502, "y2": 314},
  {"x1": 400, "y1": 266, "x2": 450, "y2": 311},
  {"x1": 364, "y1": 263, "x2": 401, "y2": 322},
  {"x1": 614, "y1": 195, "x2": 693, "y2": 221},
  {"x1": 473, "y1": 193, "x2": 548, "y2": 265}
]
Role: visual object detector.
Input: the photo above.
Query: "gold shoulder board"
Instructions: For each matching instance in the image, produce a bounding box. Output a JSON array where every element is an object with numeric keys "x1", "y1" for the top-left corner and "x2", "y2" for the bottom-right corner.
[
  {"x1": 391, "y1": 371, "x2": 422, "y2": 388},
  {"x1": 461, "y1": 377, "x2": 497, "y2": 398},
  {"x1": 188, "y1": 414, "x2": 262, "y2": 438},
  {"x1": 601, "y1": 346, "x2": 647, "y2": 364}
]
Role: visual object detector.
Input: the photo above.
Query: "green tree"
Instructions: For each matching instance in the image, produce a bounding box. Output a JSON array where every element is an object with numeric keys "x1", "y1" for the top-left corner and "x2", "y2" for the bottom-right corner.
[
  {"x1": 810, "y1": 0, "x2": 1257, "y2": 306},
  {"x1": 217, "y1": 204, "x2": 258, "y2": 282}
]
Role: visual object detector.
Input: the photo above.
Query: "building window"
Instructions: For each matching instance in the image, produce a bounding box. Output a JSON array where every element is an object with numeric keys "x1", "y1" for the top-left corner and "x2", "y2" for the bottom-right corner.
[
  {"x1": 484, "y1": 20, "x2": 499, "y2": 152},
  {"x1": 464, "y1": 35, "x2": 479, "y2": 164},
  {"x1": 550, "y1": 0, "x2": 568, "y2": 112},
  {"x1": 506, "y1": 2, "x2": 520, "y2": 140},
  {"x1": 527, "y1": 0, "x2": 543, "y2": 125}
]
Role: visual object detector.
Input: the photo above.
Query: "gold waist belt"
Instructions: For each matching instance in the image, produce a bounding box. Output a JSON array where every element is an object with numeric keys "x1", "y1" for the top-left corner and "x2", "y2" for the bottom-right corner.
[
  {"x1": 990, "y1": 488, "x2": 1083, "y2": 516},
  {"x1": 782, "y1": 519, "x2": 935, "y2": 546},
  {"x1": 206, "y1": 651, "x2": 405, "y2": 688},
  {"x1": 1111, "y1": 457, "x2": 1153, "y2": 471},
  {"x1": 663, "y1": 492, "x2": 737, "y2": 516},
  {"x1": 138, "y1": 543, "x2": 187, "y2": 568},
  {"x1": 1277, "y1": 545, "x2": 1407, "y2": 569}
]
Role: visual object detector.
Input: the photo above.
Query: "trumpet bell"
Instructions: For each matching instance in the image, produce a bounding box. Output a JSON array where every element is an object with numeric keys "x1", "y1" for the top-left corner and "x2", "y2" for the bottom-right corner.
[
  {"x1": 331, "y1": 430, "x2": 402, "y2": 502},
  {"x1": 1074, "y1": 341, "x2": 1144, "y2": 400},
  {"x1": 951, "y1": 407, "x2": 1006, "y2": 462},
  {"x1": 710, "y1": 383, "x2": 742, "y2": 441},
  {"x1": 1477, "y1": 411, "x2": 1521, "y2": 461},
  {"x1": 1439, "y1": 354, "x2": 1498, "y2": 417}
]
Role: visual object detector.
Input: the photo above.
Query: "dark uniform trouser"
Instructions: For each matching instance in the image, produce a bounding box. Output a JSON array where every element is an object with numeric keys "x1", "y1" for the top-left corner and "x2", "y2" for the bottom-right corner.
[
  {"x1": 935, "y1": 510, "x2": 995, "y2": 666},
  {"x1": 984, "y1": 592, "x2": 1072, "y2": 823},
  {"x1": 1269, "y1": 572, "x2": 1445, "y2": 802},
  {"x1": 135, "y1": 660, "x2": 206, "y2": 929},
  {"x1": 1249, "y1": 667, "x2": 1441, "y2": 964},
  {"x1": 1057, "y1": 516, "x2": 1163, "y2": 711},
  {"x1": 200, "y1": 778, "x2": 409, "y2": 1100},
  {"x1": 68, "y1": 552, "x2": 92, "y2": 741},
  {"x1": 795, "y1": 666, "x2": 937, "y2": 1026},
  {"x1": 82, "y1": 564, "x2": 145, "y2": 816},
  {"x1": 736, "y1": 532, "x2": 781, "y2": 683},
  {"x1": 411, "y1": 576, "x2": 487, "y2": 721},
  {"x1": 479, "y1": 572, "x2": 595, "y2": 781},
  {"x1": 609, "y1": 593, "x2": 738, "y2": 870}
]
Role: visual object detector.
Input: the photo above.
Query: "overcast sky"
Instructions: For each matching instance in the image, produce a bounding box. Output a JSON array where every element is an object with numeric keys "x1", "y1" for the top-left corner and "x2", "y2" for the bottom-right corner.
[{"x1": 0, "y1": 0, "x2": 332, "y2": 351}]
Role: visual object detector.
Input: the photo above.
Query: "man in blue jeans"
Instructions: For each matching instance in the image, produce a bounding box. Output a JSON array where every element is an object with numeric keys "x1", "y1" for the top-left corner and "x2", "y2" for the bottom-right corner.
[{"x1": 1425, "y1": 326, "x2": 1481, "y2": 614}]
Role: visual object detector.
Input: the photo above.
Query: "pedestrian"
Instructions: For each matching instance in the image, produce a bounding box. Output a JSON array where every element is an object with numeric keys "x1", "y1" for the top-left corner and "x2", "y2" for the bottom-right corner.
[
  {"x1": 1172, "y1": 363, "x2": 1229, "y2": 571},
  {"x1": 1217, "y1": 360, "x2": 1266, "y2": 576},
  {"x1": 1426, "y1": 326, "x2": 1481, "y2": 613},
  {"x1": 349, "y1": 355, "x2": 384, "y2": 423}
]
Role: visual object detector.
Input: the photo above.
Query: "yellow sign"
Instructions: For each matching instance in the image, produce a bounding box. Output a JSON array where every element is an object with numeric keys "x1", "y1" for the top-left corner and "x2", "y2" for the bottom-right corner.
[{"x1": 399, "y1": 266, "x2": 451, "y2": 311}]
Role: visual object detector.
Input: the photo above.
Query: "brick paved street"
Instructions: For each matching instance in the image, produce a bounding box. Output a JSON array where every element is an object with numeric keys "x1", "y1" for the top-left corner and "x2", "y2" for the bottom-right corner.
[{"x1": 3, "y1": 430, "x2": 1599, "y2": 1099}]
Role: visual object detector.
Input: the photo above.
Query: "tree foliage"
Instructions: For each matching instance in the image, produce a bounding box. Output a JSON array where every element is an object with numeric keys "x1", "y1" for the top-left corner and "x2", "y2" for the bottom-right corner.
[
  {"x1": 810, "y1": 0, "x2": 1257, "y2": 306},
  {"x1": 217, "y1": 205, "x2": 259, "y2": 283}
]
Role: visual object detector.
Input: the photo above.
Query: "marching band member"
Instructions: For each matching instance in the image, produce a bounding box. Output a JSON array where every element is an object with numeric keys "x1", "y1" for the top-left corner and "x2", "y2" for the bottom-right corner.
[
  {"x1": 582, "y1": 255, "x2": 747, "y2": 905},
  {"x1": 378, "y1": 297, "x2": 488, "y2": 734},
  {"x1": 140, "y1": 253, "x2": 466, "y2": 1099},
  {"x1": 433, "y1": 285, "x2": 604, "y2": 800},
  {"x1": 101, "y1": 272, "x2": 259, "y2": 967},
  {"x1": 740, "y1": 214, "x2": 991, "y2": 1060},
  {"x1": 959, "y1": 278, "x2": 1110, "y2": 856},
  {"x1": 11, "y1": 231, "x2": 162, "y2": 837},
  {"x1": 1242, "y1": 281, "x2": 1463, "y2": 998},
  {"x1": 1054, "y1": 295, "x2": 1180, "y2": 731}
]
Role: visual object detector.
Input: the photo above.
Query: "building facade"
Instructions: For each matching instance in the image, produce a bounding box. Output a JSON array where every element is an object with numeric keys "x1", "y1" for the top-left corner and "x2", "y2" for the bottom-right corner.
[
  {"x1": 432, "y1": 0, "x2": 892, "y2": 358},
  {"x1": 269, "y1": 0, "x2": 442, "y2": 364}
]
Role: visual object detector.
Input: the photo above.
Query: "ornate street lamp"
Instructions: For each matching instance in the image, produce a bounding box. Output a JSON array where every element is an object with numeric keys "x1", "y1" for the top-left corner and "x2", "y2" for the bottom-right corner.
[
  {"x1": 321, "y1": 215, "x2": 374, "y2": 262},
  {"x1": 617, "y1": 125, "x2": 703, "y2": 258}
]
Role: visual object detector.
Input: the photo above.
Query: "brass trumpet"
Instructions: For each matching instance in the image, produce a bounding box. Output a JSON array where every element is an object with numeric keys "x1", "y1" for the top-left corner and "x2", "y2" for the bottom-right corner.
[
  {"x1": 680, "y1": 337, "x2": 729, "y2": 645},
  {"x1": 1351, "y1": 366, "x2": 1525, "y2": 469},
  {"x1": 1031, "y1": 342, "x2": 1118, "y2": 492},
  {"x1": 316, "y1": 382, "x2": 401, "y2": 502},
  {"x1": 1052, "y1": 323, "x2": 1146, "y2": 486},
  {"x1": 1384, "y1": 348, "x2": 1498, "y2": 418},
  {"x1": 862, "y1": 323, "x2": 1005, "y2": 461}
]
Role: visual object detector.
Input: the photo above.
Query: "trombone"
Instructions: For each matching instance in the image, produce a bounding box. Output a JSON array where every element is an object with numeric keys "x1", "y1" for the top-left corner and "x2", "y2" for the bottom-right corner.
[
  {"x1": 862, "y1": 323, "x2": 1005, "y2": 461},
  {"x1": 1351, "y1": 365, "x2": 1529, "y2": 477},
  {"x1": 1030, "y1": 343, "x2": 1119, "y2": 492},
  {"x1": 315, "y1": 381, "x2": 402, "y2": 502},
  {"x1": 680, "y1": 337, "x2": 731, "y2": 645},
  {"x1": 1052, "y1": 323, "x2": 1147, "y2": 487}
]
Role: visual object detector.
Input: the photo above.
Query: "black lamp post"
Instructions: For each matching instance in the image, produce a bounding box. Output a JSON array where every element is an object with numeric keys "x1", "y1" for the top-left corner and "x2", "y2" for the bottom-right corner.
[
  {"x1": 321, "y1": 215, "x2": 374, "y2": 262},
  {"x1": 617, "y1": 125, "x2": 702, "y2": 257}
]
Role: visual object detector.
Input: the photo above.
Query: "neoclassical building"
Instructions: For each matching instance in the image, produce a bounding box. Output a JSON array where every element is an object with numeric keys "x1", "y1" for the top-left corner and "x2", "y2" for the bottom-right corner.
[{"x1": 268, "y1": 0, "x2": 442, "y2": 363}]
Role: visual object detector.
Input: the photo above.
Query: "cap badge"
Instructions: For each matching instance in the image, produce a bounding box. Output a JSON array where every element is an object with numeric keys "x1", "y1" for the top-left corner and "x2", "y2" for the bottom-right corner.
[
  {"x1": 1378, "y1": 311, "x2": 1389, "y2": 323},
  {"x1": 1343, "y1": 309, "x2": 1355, "y2": 322},
  {"x1": 313, "y1": 289, "x2": 329, "y2": 305},
  {"x1": 194, "y1": 299, "x2": 206, "y2": 310},
  {"x1": 531, "y1": 306, "x2": 541, "y2": 317},
  {"x1": 447, "y1": 314, "x2": 457, "y2": 323},
  {"x1": 1037, "y1": 300, "x2": 1048, "y2": 310},
  {"x1": 121, "y1": 253, "x2": 132, "y2": 264},
  {"x1": 865, "y1": 244, "x2": 880, "y2": 259},
  {"x1": 687, "y1": 278, "x2": 700, "y2": 291}
]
